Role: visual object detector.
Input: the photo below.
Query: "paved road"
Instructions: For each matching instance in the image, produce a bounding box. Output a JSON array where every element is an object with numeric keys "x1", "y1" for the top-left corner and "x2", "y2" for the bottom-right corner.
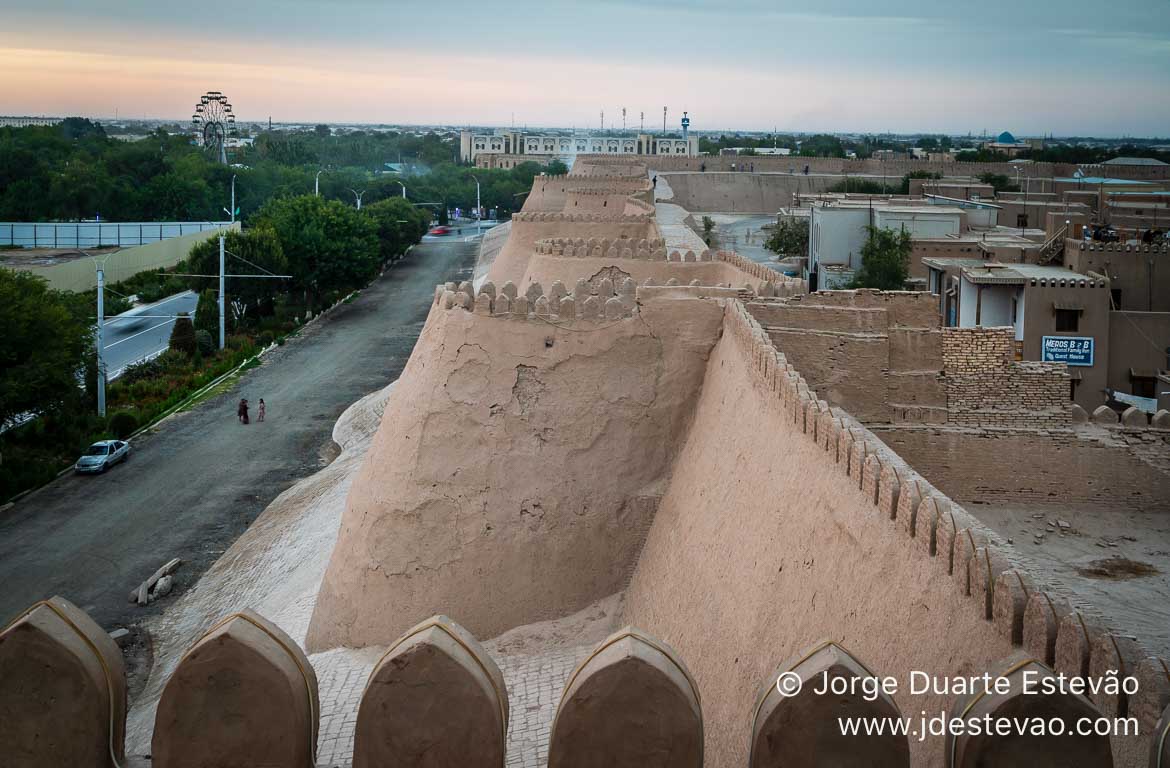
[
  {"x1": 104, "y1": 291, "x2": 198, "y2": 376},
  {"x1": 0, "y1": 239, "x2": 478, "y2": 630}
]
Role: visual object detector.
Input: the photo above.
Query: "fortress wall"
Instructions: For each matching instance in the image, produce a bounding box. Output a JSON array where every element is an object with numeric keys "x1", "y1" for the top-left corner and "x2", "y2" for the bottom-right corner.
[
  {"x1": 620, "y1": 301, "x2": 1157, "y2": 767},
  {"x1": 561, "y1": 189, "x2": 648, "y2": 213},
  {"x1": 873, "y1": 426, "x2": 1170, "y2": 512},
  {"x1": 640, "y1": 154, "x2": 1170, "y2": 182},
  {"x1": 620, "y1": 302, "x2": 1017, "y2": 767},
  {"x1": 520, "y1": 256, "x2": 765, "y2": 296},
  {"x1": 306, "y1": 295, "x2": 724, "y2": 651},
  {"x1": 488, "y1": 218, "x2": 659, "y2": 287},
  {"x1": 659, "y1": 172, "x2": 847, "y2": 212}
]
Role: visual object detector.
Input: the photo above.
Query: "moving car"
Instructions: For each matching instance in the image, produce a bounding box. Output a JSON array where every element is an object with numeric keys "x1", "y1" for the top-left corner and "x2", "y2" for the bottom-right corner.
[
  {"x1": 428, "y1": 225, "x2": 452, "y2": 236},
  {"x1": 75, "y1": 440, "x2": 130, "y2": 474}
]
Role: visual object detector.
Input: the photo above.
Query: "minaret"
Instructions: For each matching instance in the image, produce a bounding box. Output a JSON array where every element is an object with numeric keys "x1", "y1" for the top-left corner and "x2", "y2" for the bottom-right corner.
[{"x1": 681, "y1": 111, "x2": 691, "y2": 141}]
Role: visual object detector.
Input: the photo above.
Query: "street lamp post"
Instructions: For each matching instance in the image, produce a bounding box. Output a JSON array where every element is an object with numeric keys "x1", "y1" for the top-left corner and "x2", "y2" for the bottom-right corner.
[
  {"x1": 396, "y1": 181, "x2": 407, "y2": 199},
  {"x1": 349, "y1": 189, "x2": 366, "y2": 210},
  {"x1": 470, "y1": 174, "x2": 481, "y2": 235},
  {"x1": 219, "y1": 235, "x2": 226, "y2": 350},
  {"x1": 96, "y1": 263, "x2": 106, "y2": 417},
  {"x1": 230, "y1": 174, "x2": 237, "y2": 224},
  {"x1": 315, "y1": 170, "x2": 325, "y2": 197}
]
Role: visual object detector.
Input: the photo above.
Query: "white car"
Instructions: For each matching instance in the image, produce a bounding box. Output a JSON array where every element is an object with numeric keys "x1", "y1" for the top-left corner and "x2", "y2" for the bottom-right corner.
[{"x1": 75, "y1": 440, "x2": 130, "y2": 474}]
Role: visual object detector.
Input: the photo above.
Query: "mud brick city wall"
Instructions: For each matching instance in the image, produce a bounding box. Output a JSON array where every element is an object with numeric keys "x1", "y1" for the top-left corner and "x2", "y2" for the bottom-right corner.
[
  {"x1": 748, "y1": 291, "x2": 946, "y2": 424},
  {"x1": 873, "y1": 426, "x2": 1170, "y2": 512},
  {"x1": 942, "y1": 327, "x2": 1069, "y2": 428}
]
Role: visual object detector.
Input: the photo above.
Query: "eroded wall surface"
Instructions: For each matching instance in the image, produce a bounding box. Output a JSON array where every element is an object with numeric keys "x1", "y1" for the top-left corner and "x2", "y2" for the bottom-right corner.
[{"x1": 306, "y1": 297, "x2": 722, "y2": 650}]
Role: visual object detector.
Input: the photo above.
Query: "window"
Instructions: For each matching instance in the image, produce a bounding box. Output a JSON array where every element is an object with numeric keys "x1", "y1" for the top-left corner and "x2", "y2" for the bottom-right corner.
[{"x1": 1054, "y1": 308, "x2": 1080, "y2": 332}]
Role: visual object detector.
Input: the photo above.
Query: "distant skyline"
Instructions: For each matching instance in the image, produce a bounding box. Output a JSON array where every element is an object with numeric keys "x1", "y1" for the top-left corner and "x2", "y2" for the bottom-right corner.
[{"x1": 2, "y1": 0, "x2": 1169, "y2": 136}]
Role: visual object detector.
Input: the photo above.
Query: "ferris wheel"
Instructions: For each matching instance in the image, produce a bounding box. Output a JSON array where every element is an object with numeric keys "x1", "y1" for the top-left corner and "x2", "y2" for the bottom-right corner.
[{"x1": 192, "y1": 91, "x2": 237, "y2": 164}]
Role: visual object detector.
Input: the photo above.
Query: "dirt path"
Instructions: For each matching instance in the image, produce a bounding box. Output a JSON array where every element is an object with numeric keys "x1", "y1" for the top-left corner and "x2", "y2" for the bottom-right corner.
[{"x1": 0, "y1": 239, "x2": 478, "y2": 631}]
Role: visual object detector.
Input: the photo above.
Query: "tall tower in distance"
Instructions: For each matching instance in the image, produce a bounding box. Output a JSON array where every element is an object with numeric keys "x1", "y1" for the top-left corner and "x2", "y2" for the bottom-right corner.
[{"x1": 681, "y1": 111, "x2": 691, "y2": 141}]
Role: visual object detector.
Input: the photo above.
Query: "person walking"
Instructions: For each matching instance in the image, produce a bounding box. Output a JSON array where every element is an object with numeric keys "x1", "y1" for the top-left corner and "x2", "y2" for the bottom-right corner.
[
  {"x1": 239, "y1": 398, "x2": 250, "y2": 425},
  {"x1": 258, "y1": 399, "x2": 266, "y2": 423}
]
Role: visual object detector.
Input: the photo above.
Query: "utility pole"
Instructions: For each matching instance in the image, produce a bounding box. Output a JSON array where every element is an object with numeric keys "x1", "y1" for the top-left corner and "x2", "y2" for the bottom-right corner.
[
  {"x1": 622, "y1": 107, "x2": 626, "y2": 131},
  {"x1": 600, "y1": 110, "x2": 604, "y2": 131},
  {"x1": 663, "y1": 107, "x2": 667, "y2": 134},
  {"x1": 230, "y1": 174, "x2": 236, "y2": 224},
  {"x1": 96, "y1": 264, "x2": 107, "y2": 416},
  {"x1": 218, "y1": 235, "x2": 226, "y2": 350},
  {"x1": 640, "y1": 111, "x2": 644, "y2": 132}
]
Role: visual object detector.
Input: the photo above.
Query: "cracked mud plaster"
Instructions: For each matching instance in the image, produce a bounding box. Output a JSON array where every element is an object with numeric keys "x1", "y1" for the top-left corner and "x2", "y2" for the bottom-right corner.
[{"x1": 308, "y1": 296, "x2": 722, "y2": 649}]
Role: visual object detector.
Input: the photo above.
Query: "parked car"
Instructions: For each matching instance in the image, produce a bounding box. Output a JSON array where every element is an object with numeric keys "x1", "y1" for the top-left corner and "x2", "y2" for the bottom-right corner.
[
  {"x1": 75, "y1": 440, "x2": 130, "y2": 474},
  {"x1": 428, "y1": 225, "x2": 452, "y2": 236}
]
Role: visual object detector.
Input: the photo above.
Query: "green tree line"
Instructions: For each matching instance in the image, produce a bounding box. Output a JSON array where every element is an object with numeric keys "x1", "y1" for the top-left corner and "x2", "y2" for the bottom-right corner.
[{"x1": 0, "y1": 120, "x2": 556, "y2": 225}]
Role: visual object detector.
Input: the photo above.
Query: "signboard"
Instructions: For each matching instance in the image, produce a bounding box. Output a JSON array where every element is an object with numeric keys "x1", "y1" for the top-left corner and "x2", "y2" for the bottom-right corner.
[{"x1": 1041, "y1": 336, "x2": 1094, "y2": 366}]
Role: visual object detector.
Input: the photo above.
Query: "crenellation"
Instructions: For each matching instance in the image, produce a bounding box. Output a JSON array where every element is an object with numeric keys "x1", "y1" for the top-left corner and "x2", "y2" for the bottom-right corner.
[{"x1": 992, "y1": 569, "x2": 1031, "y2": 645}]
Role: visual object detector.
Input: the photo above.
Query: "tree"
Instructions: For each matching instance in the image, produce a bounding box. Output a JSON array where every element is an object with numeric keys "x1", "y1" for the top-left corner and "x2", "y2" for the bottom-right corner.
[
  {"x1": 764, "y1": 219, "x2": 810, "y2": 258},
  {"x1": 955, "y1": 148, "x2": 1009, "y2": 163},
  {"x1": 978, "y1": 172, "x2": 1019, "y2": 194},
  {"x1": 362, "y1": 197, "x2": 430, "y2": 263},
  {"x1": 827, "y1": 178, "x2": 887, "y2": 194},
  {"x1": 169, "y1": 313, "x2": 197, "y2": 356},
  {"x1": 852, "y1": 226, "x2": 912, "y2": 290},
  {"x1": 187, "y1": 227, "x2": 288, "y2": 320},
  {"x1": 799, "y1": 134, "x2": 846, "y2": 158},
  {"x1": 253, "y1": 195, "x2": 378, "y2": 305},
  {"x1": 544, "y1": 159, "x2": 569, "y2": 176},
  {"x1": 702, "y1": 216, "x2": 716, "y2": 246},
  {"x1": 194, "y1": 289, "x2": 218, "y2": 338},
  {"x1": 0, "y1": 270, "x2": 93, "y2": 429}
]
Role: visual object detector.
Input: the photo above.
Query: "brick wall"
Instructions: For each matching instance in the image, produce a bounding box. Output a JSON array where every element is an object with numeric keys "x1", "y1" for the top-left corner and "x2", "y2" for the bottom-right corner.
[
  {"x1": 942, "y1": 327, "x2": 1069, "y2": 428},
  {"x1": 873, "y1": 425, "x2": 1170, "y2": 512}
]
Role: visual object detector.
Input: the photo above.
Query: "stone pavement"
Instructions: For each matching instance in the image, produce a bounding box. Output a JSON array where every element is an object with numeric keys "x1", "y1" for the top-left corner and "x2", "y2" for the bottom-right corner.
[{"x1": 312, "y1": 642, "x2": 591, "y2": 768}]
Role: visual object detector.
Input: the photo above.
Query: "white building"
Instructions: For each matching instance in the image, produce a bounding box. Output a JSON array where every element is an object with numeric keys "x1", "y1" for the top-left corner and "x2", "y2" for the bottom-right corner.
[
  {"x1": 460, "y1": 130, "x2": 698, "y2": 163},
  {"x1": 0, "y1": 116, "x2": 63, "y2": 128},
  {"x1": 807, "y1": 202, "x2": 968, "y2": 288}
]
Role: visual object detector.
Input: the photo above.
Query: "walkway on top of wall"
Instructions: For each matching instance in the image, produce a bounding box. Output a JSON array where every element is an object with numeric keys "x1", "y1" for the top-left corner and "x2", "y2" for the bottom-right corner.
[{"x1": 652, "y1": 175, "x2": 709, "y2": 257}]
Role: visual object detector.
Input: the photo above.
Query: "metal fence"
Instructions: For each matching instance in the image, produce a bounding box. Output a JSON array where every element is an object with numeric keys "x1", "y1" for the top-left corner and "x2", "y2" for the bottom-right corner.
[{"x1": 0, "y1": 221, "x2": 232, "y2": 249}]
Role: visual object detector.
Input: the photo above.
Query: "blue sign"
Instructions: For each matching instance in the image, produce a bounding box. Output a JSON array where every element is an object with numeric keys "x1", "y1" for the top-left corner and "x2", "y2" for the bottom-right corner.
[{"x1": 1041, "y1": 336, "x2": 1094, "y2": 366}]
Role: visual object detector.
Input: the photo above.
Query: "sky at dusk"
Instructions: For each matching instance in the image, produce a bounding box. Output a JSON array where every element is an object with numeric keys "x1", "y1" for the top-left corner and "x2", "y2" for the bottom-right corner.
[{"x1": 2, "y1": 0, "x2": 1169, "y2": 136}]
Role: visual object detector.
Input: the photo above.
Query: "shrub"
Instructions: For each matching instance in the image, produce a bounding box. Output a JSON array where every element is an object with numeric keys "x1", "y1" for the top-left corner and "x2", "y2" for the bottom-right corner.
[
  {"x1": 108, "y1": 411, "x2": 138, "y2": 439},
  {"x1": 169, "y1": 313, "x2": 197, "y2": 356},
  {"x1": 194, "y1": 329, "x2": 216, "y2": 356},
  {"x1": 258, "y1": 330, "x2": 275, "y2": 346}
]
